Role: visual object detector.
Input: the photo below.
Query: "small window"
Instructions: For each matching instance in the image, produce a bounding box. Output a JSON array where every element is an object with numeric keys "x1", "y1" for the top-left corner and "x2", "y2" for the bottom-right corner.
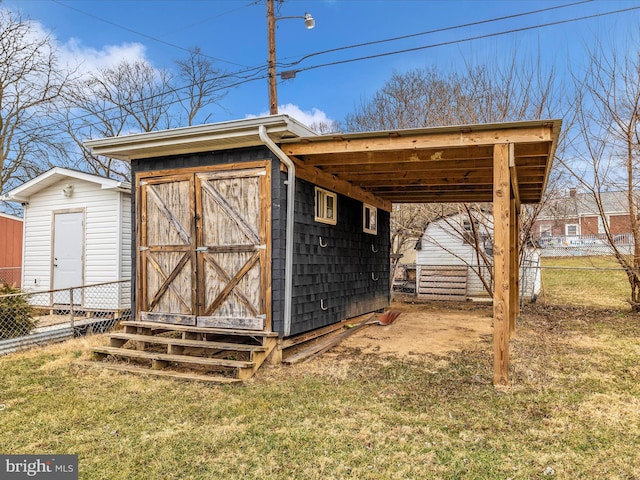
[
  {"x1": 462, "y1": 219, "x2": 478, "y2": 244},
  {"x1": 363, "y1": 204, "x2": 377, "y2": 234},
  {"x1": 540, "y1": 224, "x2": 552, "y2": 237},
  {"x1": 315, "y1": 187, "x2": 337, "y2": 225},
  {"x1": 566, "y1": 224, "x2": 579, "y2": 236}
]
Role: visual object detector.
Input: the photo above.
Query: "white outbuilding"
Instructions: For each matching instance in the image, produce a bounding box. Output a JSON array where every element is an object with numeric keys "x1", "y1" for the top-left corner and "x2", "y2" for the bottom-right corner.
[
  {"x1": 2, "y1": 167, "x2": 131, "y2": 312},
  {"x1": 415, "y1": 212, "x2": 541, "y2": 302}
]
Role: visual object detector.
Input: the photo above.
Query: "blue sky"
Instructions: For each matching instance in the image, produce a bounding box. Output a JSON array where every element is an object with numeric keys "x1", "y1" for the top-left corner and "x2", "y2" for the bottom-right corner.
[{"x1": 5, "y1": 0, "x2": 640, "y2": 127}]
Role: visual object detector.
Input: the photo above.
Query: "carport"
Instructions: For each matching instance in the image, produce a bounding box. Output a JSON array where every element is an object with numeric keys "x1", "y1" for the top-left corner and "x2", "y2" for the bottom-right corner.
[{"x1": 279, "y1": 119, "x2": 561, "y2": 385}]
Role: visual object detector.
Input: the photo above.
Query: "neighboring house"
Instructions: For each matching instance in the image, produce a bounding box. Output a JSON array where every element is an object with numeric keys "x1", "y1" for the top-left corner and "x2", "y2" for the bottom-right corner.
[
  {"x1": 0, "y1": 213, "x2": 23, "y2": 287},
  {"x1": 1, "y1": 168, "x2": 131, "y2": 311},
  {"x1": 532, "y1": 190, "x2": 635, "y2": 255},
  {"x1": 416, "y1": 212, "x2": 541, "y2": 301}
]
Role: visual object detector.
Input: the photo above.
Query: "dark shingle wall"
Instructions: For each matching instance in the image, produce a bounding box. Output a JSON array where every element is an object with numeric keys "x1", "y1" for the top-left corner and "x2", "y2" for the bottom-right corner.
[{"x1": 289, "y1": 179, "x2": 390, "y2": 336}]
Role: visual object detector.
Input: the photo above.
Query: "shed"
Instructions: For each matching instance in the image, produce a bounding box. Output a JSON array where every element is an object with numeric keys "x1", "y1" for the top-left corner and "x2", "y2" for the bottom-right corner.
[
  {"x1": 1, "y1": 168, "x2": 131, "y2": 312},
  {"x1": 86, "y1": 115, "x2": 560, "y2": 385},
  {"x1": 0, "y1": 213, "x2": 23, "y2": 286},
  {"x1": 416, "y1": 212, "x2": 541, "y2": 301}
]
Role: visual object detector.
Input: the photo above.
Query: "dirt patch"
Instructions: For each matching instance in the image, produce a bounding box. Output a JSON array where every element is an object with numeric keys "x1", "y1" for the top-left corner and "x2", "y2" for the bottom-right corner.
[{"x1": 337, "y1": 301, "x2": 493, "y2": 359}]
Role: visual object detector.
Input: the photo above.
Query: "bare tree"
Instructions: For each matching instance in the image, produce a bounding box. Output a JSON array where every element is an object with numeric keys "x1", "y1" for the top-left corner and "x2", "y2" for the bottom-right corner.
[
  {"x1": 561, "y1": 38, "x2": 640, "y2": 310},
  {"x1": 0, "y1": 10, "x2": 74, "y2": 197},
  {"x1": 62, "y1": 59, "x2": 176, "y2": 181},
  {"x1": 344, "y1": 54, "x2": 567, "y2": 297},
  {"x1": 175, "y1": 47, "x2": 228, "y2": 126},
  {"x1": 65, "y1": 51, "x2": 231, "y2": 181}
]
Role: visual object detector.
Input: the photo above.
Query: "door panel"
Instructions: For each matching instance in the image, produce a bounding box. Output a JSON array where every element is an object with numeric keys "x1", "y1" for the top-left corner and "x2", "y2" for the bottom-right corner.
[
  {"x1": 196, "y1": 168, "x2": 268, "y2": 330},
  {"x1": 53, "y1": 211, "x2": 84, "y2": 305},
  {"x1": 138, "y1": 175, "x2": 196, "y2": 325},
  {"x1": 137, "y1": 165, "x2": 270, "y2": 330}
]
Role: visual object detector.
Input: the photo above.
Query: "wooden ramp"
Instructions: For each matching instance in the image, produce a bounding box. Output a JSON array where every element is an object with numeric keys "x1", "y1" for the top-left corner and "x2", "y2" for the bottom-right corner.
[
  {"x1": 417, "y1": 266, "x2": 468, "y2": 301},
  {"x1": 90, "y1": 320, "x2": 278, "y2": 383}
]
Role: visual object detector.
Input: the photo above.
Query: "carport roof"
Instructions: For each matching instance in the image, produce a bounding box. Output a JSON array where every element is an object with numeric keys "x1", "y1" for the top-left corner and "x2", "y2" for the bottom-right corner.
[{"x1": 85, "y1": 115, "x2": 561, "y2": 209}]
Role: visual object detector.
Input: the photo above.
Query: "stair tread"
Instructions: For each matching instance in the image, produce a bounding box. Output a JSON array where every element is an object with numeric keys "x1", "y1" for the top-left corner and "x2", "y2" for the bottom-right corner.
[
  {"x1": 82, "y1": 361, "x2": 242, "y2": 384},
  {"x1": 120, "y1": 320, "x2": 278, "y2": 337},
  {"x1": 109, "y1": 332, "x2": 268, "y2": 352},
  {"x1": 92, "y1": 346, "x2": 254, "y2": 368}
]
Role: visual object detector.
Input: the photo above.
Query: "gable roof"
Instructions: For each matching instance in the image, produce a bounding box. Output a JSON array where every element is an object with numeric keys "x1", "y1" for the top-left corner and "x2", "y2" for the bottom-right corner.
[
  {"x1": 1, "y1": 167, "x2": 131, "y2": 203},
  {"x1": 537, "y1": 191, "x2": 638, "y2": 219},
  {"x1": 0, "y1": 212, "x2": 23, "y2": 222},
  {"x1": 85, "y1": 114, "x2": 561, "y2": 207}
]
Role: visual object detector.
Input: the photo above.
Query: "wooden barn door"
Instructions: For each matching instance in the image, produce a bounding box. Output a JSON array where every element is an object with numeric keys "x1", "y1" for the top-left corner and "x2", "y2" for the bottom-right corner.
[
  {"x1": 138, "y1": 174, "x2": 197, "y2": 325},
  {"x1": 137, "y1": 163, "x2": 270, "y2": 330},
  {"x1": 195, "y1": 167, "x2": 270, "y2": 330}
]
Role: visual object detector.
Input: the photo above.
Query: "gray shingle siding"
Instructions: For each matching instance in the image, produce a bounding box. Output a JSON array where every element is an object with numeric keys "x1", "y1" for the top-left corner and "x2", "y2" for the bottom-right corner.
[{"x1": 129, "y1": 147, "x2": 390, "y2": 337}]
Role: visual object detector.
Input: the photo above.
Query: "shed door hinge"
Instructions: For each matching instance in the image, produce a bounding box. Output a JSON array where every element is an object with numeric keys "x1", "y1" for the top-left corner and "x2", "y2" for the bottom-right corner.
[{"x1": 139, "y1": 246, "x2": 149, "y2": 251}]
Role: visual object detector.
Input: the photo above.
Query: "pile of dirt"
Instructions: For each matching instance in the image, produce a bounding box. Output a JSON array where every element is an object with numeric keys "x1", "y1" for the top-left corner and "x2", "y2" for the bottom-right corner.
[{"x1": 337, "y1": 301, "x2": 493, "y2": 359}]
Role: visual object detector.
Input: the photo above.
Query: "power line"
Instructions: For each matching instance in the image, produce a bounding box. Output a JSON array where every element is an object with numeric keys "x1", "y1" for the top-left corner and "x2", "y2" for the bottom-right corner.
[
  {"x1": 277, "y1": 0, "x2": 594, "y2": 68},
  {"x1": 50, "y1": 0, "x2": 252, "y2": 68},
  {"x1": 13, "y1": 2, "x2": 639, "y2": 140},
  {"x1": 293, "y1": 5, "x2": 640, "y2": 75}
]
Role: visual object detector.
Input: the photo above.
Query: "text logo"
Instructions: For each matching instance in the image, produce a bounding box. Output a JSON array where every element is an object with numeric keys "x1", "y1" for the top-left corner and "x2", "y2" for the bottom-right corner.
[{"x1": 0, "y1": 455, "x2": 78, "y2": 479}]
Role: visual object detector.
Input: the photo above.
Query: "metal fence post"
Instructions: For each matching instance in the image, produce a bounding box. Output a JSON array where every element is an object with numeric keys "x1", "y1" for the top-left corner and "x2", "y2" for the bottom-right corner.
[{"x1": 69, "y1": 288, "x2": 75, "y2": 330}]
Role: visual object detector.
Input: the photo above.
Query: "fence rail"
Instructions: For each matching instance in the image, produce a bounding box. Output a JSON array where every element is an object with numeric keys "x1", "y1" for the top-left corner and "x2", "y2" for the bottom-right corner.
[
  {"x1": 0, "y1": 280, "x2": 131, "y2": 355},
  {"x1": 402, "y1": 259, "x2": 632, "y2": 310}
]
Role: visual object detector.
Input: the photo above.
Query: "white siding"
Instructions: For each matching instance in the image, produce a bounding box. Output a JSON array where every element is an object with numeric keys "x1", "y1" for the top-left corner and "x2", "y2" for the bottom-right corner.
[
  {"x1": 416, "y1": 213, "x2": 540, "y2": 299},
  {"x1": 21, "y1": 178, "x2": 131, "y2": 310},
  {"x1": 119, "y1": 191, "x2": 132, "y2": 309},
  {"x1": 416, "y1": 214, "x2": 492, "y2": 297}
]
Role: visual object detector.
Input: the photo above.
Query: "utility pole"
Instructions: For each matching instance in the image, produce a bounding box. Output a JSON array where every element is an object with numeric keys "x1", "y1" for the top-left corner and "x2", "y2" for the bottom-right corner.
[
  {"x1": 266, "y1": 0, "x2": 315, "y2": 115},
  {"x1": 267, "y1": 0, "x2": 278, "y2": 115}
]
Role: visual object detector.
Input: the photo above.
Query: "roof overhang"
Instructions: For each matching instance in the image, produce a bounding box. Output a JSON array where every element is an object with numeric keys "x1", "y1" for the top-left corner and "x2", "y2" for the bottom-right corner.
[
  {"x1": 280, "y1": 119, "x2": 561, "y2": 205},
  {"x1": 1, "y1": 167, "x2": 131, "y2": 203},
  {"x1": 85, "y1": 115, "x2": 318, "y2": 162},
  {"x1": 85, "y1": 116, "x2": 560, "y2": 207}
]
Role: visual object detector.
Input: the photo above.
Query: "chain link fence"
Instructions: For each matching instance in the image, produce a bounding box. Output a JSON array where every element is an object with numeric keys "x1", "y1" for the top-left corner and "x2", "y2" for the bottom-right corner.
[
  {"x1": 0, "y1": 280, "x2": 131, "y2": 355},
  {"x1": 406, "y1": 257, "x2": 631, "y2": 310},
  {"x1": 0, "y1": 267, "x2": 21, "y2": 287},
  {"x1": 537, "y1": 262, "x2": 629, "y2": 310}
]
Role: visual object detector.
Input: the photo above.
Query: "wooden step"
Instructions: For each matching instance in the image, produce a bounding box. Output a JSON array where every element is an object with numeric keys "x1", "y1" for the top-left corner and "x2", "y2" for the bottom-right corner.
[
  {"x1": 109, "y1": 332, "x2": 268, "y2": 352},
  {"x1": 92, "y1": 346, "x2": 254, "y2": 369},
  {"x1": 81, "y1": 362, "x2": 242, "y2": 384},
  {"x1": 119, "y1": 320, "x2": 278, "y2": 337}
]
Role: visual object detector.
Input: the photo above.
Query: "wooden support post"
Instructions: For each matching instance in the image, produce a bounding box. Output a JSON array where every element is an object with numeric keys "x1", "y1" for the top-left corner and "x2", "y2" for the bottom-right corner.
[
  {"x1": 508, "y1": 143, "x2": 521, "y2": 332},
  {"x1": 509, "y1": 194, "x2": 517, "y2": 337},
  {"x1": 493, "y1": 143, "x2": 511, "y2": 386}
]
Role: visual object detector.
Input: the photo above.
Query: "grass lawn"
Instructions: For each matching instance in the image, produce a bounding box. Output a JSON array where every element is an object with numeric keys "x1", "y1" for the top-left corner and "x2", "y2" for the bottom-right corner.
[
  {"x1": 1, "y1": 304, "x2": 640, "y2": 479},
  {"x1": 540, "y1": 256, "x2": 630, "y2": 309}
]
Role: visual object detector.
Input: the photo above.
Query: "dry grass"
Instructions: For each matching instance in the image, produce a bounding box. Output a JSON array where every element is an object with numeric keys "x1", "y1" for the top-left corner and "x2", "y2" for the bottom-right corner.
[
  {"x1": 540, "y1": 256, "x2": 630, "y2": 310},
  {"x1": 1, "y1": 304, "x2": 640, "y2": 479}
]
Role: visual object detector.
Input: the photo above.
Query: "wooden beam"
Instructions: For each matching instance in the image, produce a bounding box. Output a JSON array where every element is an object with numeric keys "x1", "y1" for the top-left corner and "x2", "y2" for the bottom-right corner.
[
  {"x1": 303, "y1": 145, "x2": 495, "y2": 166},
  {"x1": 288, "y1": 158, "x2": 392, "y2": 211},
  {"x1": 282, "y1": 126, "x2": 553, "y2": 157},
  {"x1": 493, "y1": 143, "x2": 511, "y2": 386},
  {"x1": 508, "y1": 143, "x2": 522, "y2": 214},
  {"x1": 509, "y1": 194, "x2": 518, "y2": 337}
]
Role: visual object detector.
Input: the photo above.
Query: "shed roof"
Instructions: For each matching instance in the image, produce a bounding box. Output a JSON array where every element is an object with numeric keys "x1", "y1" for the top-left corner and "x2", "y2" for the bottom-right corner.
[
  {"x1": 85, "y1": 115, "x2": 561, "y2": 209},
  {"x1": 1, "y1": 167, "x2": 131, "y2": 203}
]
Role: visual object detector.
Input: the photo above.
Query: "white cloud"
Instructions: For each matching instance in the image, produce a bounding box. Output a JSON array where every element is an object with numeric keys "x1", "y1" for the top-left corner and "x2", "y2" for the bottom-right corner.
[
  {"x1": 59, "y1": 38, "x2": 148, "y2": 76},
  {"x1": 249, "y1": 104, "x2": 334, "y2": 130},
  {"x1": 7, "y1": 11, "x2": 149, "y2": 77}
]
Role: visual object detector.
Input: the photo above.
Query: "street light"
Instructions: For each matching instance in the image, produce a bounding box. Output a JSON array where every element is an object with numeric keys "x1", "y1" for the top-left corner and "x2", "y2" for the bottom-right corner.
[{"x1": 267, "y1": 0, "x2": 315, "y2": 114}]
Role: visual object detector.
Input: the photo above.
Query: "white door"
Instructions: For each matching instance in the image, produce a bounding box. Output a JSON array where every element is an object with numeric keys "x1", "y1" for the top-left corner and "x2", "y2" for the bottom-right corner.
[{"x1": 53, "y1": 212, "x2": 84, "y2": 304}]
